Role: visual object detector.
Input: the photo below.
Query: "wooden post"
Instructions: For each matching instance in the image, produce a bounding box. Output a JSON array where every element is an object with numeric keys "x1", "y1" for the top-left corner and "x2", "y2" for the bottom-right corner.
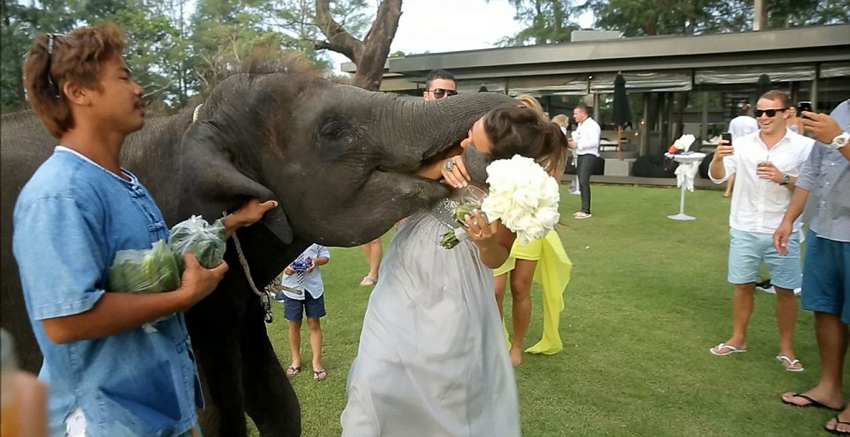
[
  {"x1": 754, "y1": 0, "x2": 767, "y2": 31},
  {"x1": 617, "y1": 125, "x2": 623, "y2": 160}
]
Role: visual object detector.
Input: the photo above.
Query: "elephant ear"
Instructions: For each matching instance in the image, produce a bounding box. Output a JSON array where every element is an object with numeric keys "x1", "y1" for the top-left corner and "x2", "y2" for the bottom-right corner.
[
  {"x1": 462, "y1": 146, "x2": 494, "y2": 186},
  {"x1": 177, "y1": 121, "x2": 293, "y2": 244}
]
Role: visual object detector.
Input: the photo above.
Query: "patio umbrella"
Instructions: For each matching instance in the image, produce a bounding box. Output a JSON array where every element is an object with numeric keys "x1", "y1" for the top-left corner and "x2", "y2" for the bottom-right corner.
[
  {"x1": 756, "y1": 74, "x2": 772, "y2": 98},
  {"x1": 612, "y1": 73, "x2": 631, "y2": 160}
]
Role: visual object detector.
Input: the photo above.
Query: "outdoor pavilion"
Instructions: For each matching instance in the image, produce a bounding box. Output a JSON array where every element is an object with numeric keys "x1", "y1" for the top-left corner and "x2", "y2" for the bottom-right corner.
[{"x1": 342, "y1": 24, "x2": 850, "y2": 180}]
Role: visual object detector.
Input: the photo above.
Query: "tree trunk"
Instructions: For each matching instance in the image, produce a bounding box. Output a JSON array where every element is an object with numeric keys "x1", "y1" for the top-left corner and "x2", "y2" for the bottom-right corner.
[{"x1": 315, "y1": 0, "x2": 402, "y2": 91}]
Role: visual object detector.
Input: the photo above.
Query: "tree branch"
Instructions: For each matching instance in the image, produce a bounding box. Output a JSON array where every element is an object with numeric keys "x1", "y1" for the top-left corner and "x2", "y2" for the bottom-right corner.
[
  {"x1": 313, "y1": 39, "x2": 356, "y2": 61},
  {"x1": 314, "y1": 0, "x2": 364, "y2": 61}
]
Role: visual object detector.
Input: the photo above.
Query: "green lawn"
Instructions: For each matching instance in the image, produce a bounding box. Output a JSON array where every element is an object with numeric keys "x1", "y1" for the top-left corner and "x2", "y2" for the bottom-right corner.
[{"x1": 250, "y1": 184, "x2": 838, "y2": 437}]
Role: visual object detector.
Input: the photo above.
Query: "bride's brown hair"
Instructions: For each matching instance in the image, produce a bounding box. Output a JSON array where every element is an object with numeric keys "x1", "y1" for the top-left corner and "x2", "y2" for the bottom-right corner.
[{"x1": 482, "y1": 104, "x2": 566, "y2": 175}]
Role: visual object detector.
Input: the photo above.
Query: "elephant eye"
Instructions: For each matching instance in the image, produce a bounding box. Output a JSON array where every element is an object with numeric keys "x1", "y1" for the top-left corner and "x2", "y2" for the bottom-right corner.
[{"x1": 319, "y1": 117, "x2": 349, "y2": 141}]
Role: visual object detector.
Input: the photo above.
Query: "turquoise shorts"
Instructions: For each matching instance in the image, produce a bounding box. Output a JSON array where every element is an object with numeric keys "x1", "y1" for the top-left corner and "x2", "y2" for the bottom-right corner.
[
  {"x1": 728, "y1": 228, "x2": 802, "y2": 289},
  {"x1": 801, "y1": 230, "x2": 850, "y2": 324}
]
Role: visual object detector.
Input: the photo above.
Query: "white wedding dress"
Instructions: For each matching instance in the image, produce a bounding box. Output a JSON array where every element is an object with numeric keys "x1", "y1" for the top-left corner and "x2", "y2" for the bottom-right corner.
[{"x1": 341, "y1": 212, "x2": 520, "y2": 437}]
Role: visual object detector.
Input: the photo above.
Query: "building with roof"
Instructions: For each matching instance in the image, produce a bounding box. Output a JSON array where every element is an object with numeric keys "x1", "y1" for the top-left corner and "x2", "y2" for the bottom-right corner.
[{"x1": 343, "y1": 24, "x2": 850, "y2": 162}]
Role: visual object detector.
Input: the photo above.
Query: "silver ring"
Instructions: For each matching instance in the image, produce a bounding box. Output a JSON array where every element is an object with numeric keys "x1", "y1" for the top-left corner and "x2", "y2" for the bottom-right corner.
[
  {"x1": 445, "y1": 160, "x2": 454, "y2": 171},
  {"x1": 474, "y1": 231, "x2": 482, "y2": 238}
]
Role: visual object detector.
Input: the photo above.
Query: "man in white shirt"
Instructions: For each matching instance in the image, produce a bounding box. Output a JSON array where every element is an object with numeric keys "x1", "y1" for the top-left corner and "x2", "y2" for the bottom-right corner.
[
  {"x1": 723, "y1": 103, "x2": 760, "y2": 197},
  {"x1": 729, "y1": 102, "x2": 759, "y2": 141},
  {"x1": 568, "y1": 104, "x2": 600, "y2": 219},
  {"x1": 707, "y1": 90, "x2": 814, "y2": 371}
]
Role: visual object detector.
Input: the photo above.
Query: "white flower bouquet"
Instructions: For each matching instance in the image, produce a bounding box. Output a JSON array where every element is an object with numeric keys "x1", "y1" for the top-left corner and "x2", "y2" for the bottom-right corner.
[{"x1": 437, "y1": 155, "x2": 561, "y2": 249}]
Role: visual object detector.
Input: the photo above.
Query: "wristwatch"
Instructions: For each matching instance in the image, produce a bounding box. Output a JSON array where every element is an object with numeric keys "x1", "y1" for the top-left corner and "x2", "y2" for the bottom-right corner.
[
  {"x1": 780, "y1": 174, "x2": 791, "y2": 186},
  {"x1": 830, "y1": 132, "x2": 849, "y2": 149}
]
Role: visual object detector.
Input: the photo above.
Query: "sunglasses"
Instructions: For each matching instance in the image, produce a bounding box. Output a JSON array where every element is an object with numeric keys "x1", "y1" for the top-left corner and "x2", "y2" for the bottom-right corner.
[
  {"x1": 754, "y1": 108, "x2": 787, "y2": 118},
  {"x1": 46, "y1": 33, "x2": 69, "y2": 99},
  {"x1": 428, "y1": 88, "x2": 458, "y2": 99}
]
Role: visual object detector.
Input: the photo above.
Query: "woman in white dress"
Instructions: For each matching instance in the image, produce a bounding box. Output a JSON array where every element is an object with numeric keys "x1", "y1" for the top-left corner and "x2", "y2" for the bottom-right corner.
[{"x1": 341, "y1": 104, "x2": 565, "y2": 437}]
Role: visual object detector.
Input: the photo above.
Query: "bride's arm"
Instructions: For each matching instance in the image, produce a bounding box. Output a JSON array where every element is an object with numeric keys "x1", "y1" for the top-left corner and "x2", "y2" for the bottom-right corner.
[{"x1": 475, "y1": 223, "x2": 515, "y2": 269}]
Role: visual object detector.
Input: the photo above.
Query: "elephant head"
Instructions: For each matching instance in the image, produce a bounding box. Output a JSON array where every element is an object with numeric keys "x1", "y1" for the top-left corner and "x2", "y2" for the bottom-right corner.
[{"x1": 178, "y1": 61, "x2": 514, "y2": 246}]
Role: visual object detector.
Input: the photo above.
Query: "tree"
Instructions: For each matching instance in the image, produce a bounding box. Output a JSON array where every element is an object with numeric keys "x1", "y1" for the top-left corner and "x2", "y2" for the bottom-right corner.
[
  {"x1": 313, "y1": 0, "x2": 402, "y2": 90},
  {"x1": 497, "y1": 0, "x2": 580, "y2": 46},
  {"x1": 1, "y1": 0, "x2": 78, "y2": 112},
  {"x1": 584, "y1": 0, "x2": 751, "y2": 37}
]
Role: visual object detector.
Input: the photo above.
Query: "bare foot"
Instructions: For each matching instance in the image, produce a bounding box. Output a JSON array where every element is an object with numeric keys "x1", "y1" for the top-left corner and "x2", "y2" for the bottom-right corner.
[
  {"x1": 722, "y1": 192, "x2": 731, "y2": 198},
  {"x1": 825, "y1": 407, "x2": 850, "y2": 434},
  {"x1": 285, "y1": 364, "x2": 301, "y2": 377},
  {"x1": 781, "y1": 389, "x2": 843, "y2": 410},
  {"x1": 509, "y1": 347, "x2": 522, "y2": 367},
  {"x1": 776, "y1": 354, "x2": 803, "y2": 372},
  {"x1": 709, "y1": 340, "x2": 747, "y2": 356}
]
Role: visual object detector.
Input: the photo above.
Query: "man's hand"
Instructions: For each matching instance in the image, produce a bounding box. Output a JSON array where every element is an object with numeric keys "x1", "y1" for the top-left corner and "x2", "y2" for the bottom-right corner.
[
  {"x1": 441, "y1": 155, "x2": 470, "y2": 189},
  {"x1": 756, "y1": 162, "x2": 784, "y2": 183},
  {"x1": 801, "y1": 111, "x2": 843, "y2": 144},
  {"x1": 174, "y1": 253, "x2": 228, "y2": 311},
  {"x1": 283, "y1": 265, "x2": 295, "y2": 275},
  {"x1": 773, "y1": 222, "x2": 793, "y2": 255},
  {"x1": 567, "y1": 139, "x2": 577, "y2": 149},
  {"x1": 713, "y1": 139, "x2": 734, "y2": 161},
  {"x1": 223, "y1": 199, "x2": 279, "y2": 235}
]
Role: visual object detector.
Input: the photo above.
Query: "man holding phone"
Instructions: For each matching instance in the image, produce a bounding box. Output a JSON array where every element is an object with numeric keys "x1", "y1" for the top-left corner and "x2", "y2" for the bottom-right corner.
[
  {"x1": 707, "y1": 90, "x2": 814, "y2": 372},
  {"x1": 774, "y1": 100, "x2": 849, "y2": 434}
]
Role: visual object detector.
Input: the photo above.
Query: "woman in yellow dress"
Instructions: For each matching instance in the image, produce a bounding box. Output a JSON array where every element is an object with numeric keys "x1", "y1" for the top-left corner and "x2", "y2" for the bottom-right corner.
[{"x1": 495, "y1": 97, "x2": 572, "y2": 366}]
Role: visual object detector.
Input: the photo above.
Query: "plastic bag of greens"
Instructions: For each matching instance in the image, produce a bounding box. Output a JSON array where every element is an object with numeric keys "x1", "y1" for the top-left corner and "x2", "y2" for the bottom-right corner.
[
  {"x1": 168, "y1": 215, "x2": 226, "y2": 272},
  {"x1": 108, "y1": 240, "x2": 180, "y2": 294}
]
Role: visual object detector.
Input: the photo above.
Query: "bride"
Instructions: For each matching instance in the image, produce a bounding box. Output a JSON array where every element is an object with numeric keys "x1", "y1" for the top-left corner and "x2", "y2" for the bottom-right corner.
[{"x1": 341, "y1": 104, "x2": 565, "y2": 437}]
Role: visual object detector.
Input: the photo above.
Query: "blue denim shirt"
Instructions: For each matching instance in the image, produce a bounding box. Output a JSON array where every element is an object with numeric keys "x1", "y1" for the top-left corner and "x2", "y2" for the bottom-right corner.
[
  {"x1": 796, "y1": 100, "x2": 850, "y2": 242},
  {"x1": 13, "y1": 147, "x2": 203, "y2": 437}
]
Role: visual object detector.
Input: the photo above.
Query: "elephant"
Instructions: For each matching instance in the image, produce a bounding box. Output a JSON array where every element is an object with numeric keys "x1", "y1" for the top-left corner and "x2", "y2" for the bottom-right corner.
[{"x1": 0, "y1": 58, "x2": 514, "y2": 437}]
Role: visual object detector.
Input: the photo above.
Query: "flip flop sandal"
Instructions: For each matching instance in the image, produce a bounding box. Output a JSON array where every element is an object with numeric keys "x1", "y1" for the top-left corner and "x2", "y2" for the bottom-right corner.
[
  {"x1": 359, "y1": 276, "x2": 377, "y2": 287},
  {"x1": 825, "y1": 415, "x2": 850, "y2": 435},
  {"x1": 313, "y1": 369, "x2": 327, "y2": 382},
  {"x1": 285, "y1": 366, "x2": 301, "y2": 377},
  {"x1": 776, "y1": 355, "x2": 804, "y2": 372},
  {"x1": 781, "y1": 393, "x2": 842, "y2": 411},
  {"x1": 709, "y1": 342, "x2": 747, "y2": 356}
]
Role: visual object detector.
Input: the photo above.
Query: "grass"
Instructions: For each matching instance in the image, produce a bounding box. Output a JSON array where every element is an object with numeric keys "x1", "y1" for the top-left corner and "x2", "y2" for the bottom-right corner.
[{"x1": 248, "y1": 184, "x2": 838, "y2": 437}]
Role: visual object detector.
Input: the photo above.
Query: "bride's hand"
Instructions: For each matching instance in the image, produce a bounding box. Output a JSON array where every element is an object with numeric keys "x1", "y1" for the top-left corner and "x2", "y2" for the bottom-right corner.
[
  {"x1": 441, "y1": 155, "x2": 470, "y2": 189},
  {"x1": 463, "y1": 209, "x2": 499, "y2": 246}
]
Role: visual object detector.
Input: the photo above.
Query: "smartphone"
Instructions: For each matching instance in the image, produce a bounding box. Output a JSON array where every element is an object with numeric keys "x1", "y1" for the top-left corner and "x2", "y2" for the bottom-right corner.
[
  {"x1": 797, "y1": 101, "x2": 812, "y2": 118},
  {"x1": 721, "y1": 132, "x2": 732, "y2": 144}
]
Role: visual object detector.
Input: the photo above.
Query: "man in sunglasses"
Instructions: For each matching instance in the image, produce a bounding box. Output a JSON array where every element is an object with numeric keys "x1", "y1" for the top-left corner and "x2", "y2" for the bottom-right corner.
[
  {"x1": 423, "y1": 69, "x2": 458, "y2": 101},
  {"x1": 707, "y1": 90, "x2": 814, "y2": 372}
]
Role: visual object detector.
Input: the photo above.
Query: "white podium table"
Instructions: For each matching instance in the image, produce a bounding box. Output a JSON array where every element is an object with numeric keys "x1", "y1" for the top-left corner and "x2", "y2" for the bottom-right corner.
[{"x1": 665, "y1": 152, "x2": 706, "y2": 221}]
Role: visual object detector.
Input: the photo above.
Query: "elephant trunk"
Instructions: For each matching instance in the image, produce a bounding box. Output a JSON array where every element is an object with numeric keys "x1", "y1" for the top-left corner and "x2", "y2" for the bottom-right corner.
[{"x1": 388, "y1": 93, "x2": 515, "y2": 163}]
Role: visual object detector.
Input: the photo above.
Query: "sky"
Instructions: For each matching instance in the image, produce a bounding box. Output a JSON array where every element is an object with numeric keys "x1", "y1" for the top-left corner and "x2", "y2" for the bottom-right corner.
[{"x1": 327, "y1": 0, "x2": 595, "y2": 73}]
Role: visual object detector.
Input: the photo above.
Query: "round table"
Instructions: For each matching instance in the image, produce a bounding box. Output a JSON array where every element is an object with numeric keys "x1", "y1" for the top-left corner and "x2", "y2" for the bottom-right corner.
[{"x1": 665, "y1": 152, "x2": 706, "y2": 221}]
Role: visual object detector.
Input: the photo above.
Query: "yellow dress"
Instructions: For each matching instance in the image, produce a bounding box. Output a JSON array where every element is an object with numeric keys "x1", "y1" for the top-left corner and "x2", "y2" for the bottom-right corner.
[{"x1": 495, "y1": 230, "x2": 572, "y2": 355}]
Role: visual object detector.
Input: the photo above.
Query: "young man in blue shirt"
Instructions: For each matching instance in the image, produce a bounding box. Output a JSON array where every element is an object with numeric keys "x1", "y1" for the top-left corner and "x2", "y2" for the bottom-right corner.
[{"x1": 14, "y1": 23, "x2": 277, "y2": 436}]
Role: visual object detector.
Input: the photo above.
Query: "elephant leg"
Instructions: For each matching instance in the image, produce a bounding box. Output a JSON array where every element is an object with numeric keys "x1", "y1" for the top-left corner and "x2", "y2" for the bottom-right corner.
[
  {"x1": 187, "y1": 288, "x2": 250, "y2": 437},
  {"x1": 241, "y1": 299, "x2": 301, "y2": 436},
  {"x1": 194, "y1": 326, "x2": 250, "y2": 437}
]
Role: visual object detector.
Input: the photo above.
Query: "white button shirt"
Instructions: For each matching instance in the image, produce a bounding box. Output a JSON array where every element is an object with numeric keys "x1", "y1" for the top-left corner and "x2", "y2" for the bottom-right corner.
[
  {"x1": 728, "y1": 115, "x2": 758, "y2": 141},
  {"x1": 572, "y1": 117, "x2": 601, "y2": 157},
  {"x1": 710, "y1": 128, "x2": 814, "y2": 234},
  {"x1": 281, "y1": 244, "x2": 330, "y2": 300}
]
